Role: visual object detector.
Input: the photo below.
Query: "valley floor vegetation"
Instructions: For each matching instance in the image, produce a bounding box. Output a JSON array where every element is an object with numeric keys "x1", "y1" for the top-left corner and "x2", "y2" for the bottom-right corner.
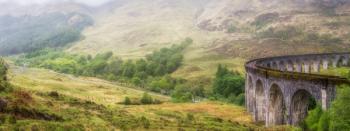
[
  {"x1": 302, "y1": 71, "x2": 350, "y2": 131},
  {"x1": 0, "y1": 57, "x2": 266, "y2": 130},
  {"x1": 15, "y1": 38, "x2": 246, "y2": 105}
]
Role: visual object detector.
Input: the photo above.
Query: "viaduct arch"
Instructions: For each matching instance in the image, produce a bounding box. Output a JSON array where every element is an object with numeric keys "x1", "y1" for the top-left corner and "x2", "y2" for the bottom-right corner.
[{"x1": 245, "y1": 53, "x2": 350, "y2": 126}]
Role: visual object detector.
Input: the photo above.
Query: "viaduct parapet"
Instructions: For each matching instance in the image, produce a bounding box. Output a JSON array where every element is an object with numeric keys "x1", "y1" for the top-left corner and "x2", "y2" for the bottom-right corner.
[{"x1": 245, "y1": 53, "x2": 350, "y2": 126}]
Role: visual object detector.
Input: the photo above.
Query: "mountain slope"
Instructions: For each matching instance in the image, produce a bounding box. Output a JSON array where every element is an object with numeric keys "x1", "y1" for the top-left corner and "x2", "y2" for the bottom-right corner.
[
  {"x1": 67, "y1": 0, "x2": 350, "y2": 80},
  {"x1": 2, "y1": 0, "x2": 350, "y2": 80}
]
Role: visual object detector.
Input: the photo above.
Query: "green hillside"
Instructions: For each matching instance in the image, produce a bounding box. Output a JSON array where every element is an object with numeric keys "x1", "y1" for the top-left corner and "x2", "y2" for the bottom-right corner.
[
  {"x1": 2, "y1": 61, "x2": 262, "y2": 130},
  {"x1": 0, "y1": 0, "x2": 350, "y2": 130},
  {"x1": 0, "y1": 13, "x2": 92, "y2": 55},
  {"x1": 66, "y1": 0, "x2": 350, "y2": 81}
]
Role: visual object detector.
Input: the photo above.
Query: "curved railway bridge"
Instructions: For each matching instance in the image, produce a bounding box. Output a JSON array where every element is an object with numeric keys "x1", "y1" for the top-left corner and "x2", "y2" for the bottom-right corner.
[{"x1": 245, "y1": 53, "x2": 350, "y2": 126}]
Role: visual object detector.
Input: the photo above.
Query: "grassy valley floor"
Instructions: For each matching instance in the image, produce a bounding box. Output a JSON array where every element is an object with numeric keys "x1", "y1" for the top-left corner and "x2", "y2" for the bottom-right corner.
[
  {"x1": 5, "y1": 65, "x2": 296, "y2": 130},
  {"x1": 6, "y1": 65, "x2": 253, "y2": 130}
]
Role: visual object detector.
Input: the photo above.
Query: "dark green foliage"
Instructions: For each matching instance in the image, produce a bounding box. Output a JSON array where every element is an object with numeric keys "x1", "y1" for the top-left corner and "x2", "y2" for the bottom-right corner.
[
  {"x1": 304, "y1": 85, "x2": 350, "y2": 131},
  {"x1": 0, "y1": 58, "x2": 11, "y2": 92},
  {"x1": 0, "y1": 58, "x2": 8, "y2": 82},
  {"x1": 141, "y1": 93, "x2": 153, "y2": 104},
  {"x1": 212, "y1": 64, "x2": 245, "y2": 106},
  {"x1": 16, "y1": 39, "x2": 192, "y2": 95},
  {"x1": 122, "y1": 60, "x2": 136, "y2": 78},
  {"x1": 329, "y1": 85, "x2": 350, "y2": 130},
  {"x1": 6, "y1": 115, "x2": 16, "y2": 124},
  {"x1": 186, "y1": 113, "x2": 195, "y2": 121},
  {"x1": 124, "y1": 97, "x2": 131, "y2": 105},
  {"x1": 305, "y1": 105, "x2": 323, "y2": 130},
  {"x1": 318, "y1": 111, "x2": 330, "y2": 131},
  {"x1": 145, "y1": 39, "x2": 190, "y2": 75},
  {"x1": 170, "y1": 81, "x2": 206, "y2": 103},
  {"x1": 132, "y1": 77, "x2": 142, "y2": 86},
  {"x1": 233, "y1": 93, "x2": 245, "y2": 106},
  {"x1": 139, "y1": 116, "x2": 151, "y2": 128},
  {"x1": 227, "y1": 93, "x2": 245, "y2": 106},
  {"x1": 171, "y1": 84, "x2": 193, "y2": 102},
  {"x1": 149, "y1": 75, "x2": 176, "y2": 94},
  {"x1": 213, "y1": 65, "x2": 244, "y2": 97},
  {"x1": 0, "y1": 13, "x2": 93, "y2": 55},
  {"x1": 48, "y1": 91, "x2": 60, "y2": 98}
]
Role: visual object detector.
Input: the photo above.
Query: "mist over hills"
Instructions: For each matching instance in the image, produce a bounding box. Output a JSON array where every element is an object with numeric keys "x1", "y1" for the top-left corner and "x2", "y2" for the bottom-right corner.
[
  {"x1": 1, "y1": 0, "x2": 350, "y2": 78},
  {"x1": 0, "y1": 1, "x2": 350, "y2": 130}
]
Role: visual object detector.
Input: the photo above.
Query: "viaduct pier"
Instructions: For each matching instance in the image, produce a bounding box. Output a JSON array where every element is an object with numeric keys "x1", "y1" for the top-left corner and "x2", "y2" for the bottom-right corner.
[{"x1": 245, "y1": 53, "x2": 350, "y2": 126}]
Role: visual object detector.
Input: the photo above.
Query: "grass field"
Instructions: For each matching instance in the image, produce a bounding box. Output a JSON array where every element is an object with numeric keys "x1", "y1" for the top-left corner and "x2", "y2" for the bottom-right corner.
[
  {"x1": 5, "y1": 65, "x2": 298, "y2": 130},
  {"x1": 5, "y1": 65, "x2": 265, "y2": 130},
  {"x1": 9, "y1": 66, "x2": 169, "y2": 106}
]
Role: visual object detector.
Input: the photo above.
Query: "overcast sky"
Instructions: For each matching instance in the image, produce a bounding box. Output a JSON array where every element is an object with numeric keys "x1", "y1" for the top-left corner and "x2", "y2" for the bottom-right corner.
[{"x1": 0, "y1": 0, "x2": 113, "y2": 6}]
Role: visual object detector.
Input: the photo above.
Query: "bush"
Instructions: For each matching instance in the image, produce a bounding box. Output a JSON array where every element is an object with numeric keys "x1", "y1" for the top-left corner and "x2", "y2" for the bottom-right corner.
[
  {"x1": 132, "y1": 77, "x2": 142, "y2": 86},
  {"x1": 48, "y1": 91, "x2": 59, "y2": 98},
  {"x1": 186, "y1": 113, "x2": 195, "y2": 121},
  {"x1": 213, "y1": 65, "x2": 244, "y2": 97},
  {"x1": 124, "y1": 97, "x2": 131, "y2": 105},
  {"x1": 171, "y1": 84, "x2": 192, "y2": 103},
  {"x1": 329, "y1": 85, "x2": 350, "y2": 130},
  {"x1": 233, "y1": 93, "x2": 245, "y2": 106},
  {"x1": 140, "y1": 93, "x2": 153, "y2": 104},
  {"x1": 139, "y1": 116, "x2": 150, "y2": 129},
  {"x1": 305, "y1": 105, "x2": 323, "y2": 130},
  {"x1": 6, "y1": 115, "x2": 16, "y2": 124},
  {"x1": 318, "y1": 111, "x2": 330, "y2": 131}
]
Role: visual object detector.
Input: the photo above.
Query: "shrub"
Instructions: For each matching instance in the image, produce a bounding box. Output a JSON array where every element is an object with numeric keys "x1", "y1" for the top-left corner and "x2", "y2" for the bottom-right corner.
[
  {"x1": 329, "y1": 85, "x2": 350, "y2": 130},
  {"x1": 318, "y1": 111, "x2": 330, "y2": 131},
  {"x1": 139, "y1": 116, "x2": 150, "y2": 129},
  {"x1": 140, "y1": 93, "x2": 153, "y2": 104},
  {"x1": 233, "y1": 93, "x2": 245, "y2": 106},
  {"x1": 213, "y1": 65, "x2": 244, "y2": 97},
  {"x1": 6, "y1": 115, "x2": 16, "y2": 124},
  {"x1": 131, "y1": 77, "x2": 142, "y2": 86},
  {"x1": 186, "y1": 113, "x2": 195, "y2": 121},
  {"x1": 48, "y1": 91, "x2": 59, "y2": 98},
  {"x1": 305, "y1": 105, "x2": 323, "y2": 130},
  {"x1": 171, "y1": 84, "x2": 192, "y2": 103},
  {"x1": 124, "y1": 97, "x2": 131, "y2": 105}
]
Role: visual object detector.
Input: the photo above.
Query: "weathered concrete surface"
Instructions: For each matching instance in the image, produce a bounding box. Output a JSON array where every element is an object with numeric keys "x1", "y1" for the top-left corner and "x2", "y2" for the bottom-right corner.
[{"x1": 245, "y1": 53, "x2": 350, "y2": 126}]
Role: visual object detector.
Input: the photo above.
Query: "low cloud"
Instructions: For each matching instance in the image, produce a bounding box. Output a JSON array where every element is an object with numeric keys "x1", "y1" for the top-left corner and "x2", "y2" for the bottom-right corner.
[{"x1": 0, "y1": 0, "x2": 113, "y2": 7}]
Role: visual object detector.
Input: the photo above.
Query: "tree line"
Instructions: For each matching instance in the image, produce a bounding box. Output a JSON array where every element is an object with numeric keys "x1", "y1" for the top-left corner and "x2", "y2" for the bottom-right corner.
[
  {"x1": 16, "y1": 38, "x2": 193, "y2": 99},
  {"x1": 16, "y1": 38, "x2": 246, "y2": 105}
]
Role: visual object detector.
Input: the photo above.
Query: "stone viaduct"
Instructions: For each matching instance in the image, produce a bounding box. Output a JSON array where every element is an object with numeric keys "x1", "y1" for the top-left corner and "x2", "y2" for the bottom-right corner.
[{"x1": 245, "y1": 53, "x2": 350, "y2": 126}]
